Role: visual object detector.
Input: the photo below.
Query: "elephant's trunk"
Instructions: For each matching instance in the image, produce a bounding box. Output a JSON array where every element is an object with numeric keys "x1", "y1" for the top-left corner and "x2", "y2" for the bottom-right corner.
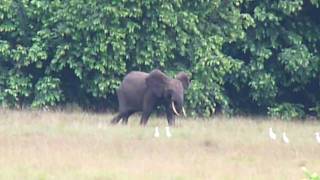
[{"x1": 171, "y1": 101, "x2": 180, "y2": 116}]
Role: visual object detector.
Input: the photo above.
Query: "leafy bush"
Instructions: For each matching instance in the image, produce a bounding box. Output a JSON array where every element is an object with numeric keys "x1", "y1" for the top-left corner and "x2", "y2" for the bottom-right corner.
[
  {"x1": 268, "y1": 103, "x2": 305, "y2": 120},
  {"x1": 0, "y1": 70, "x2": 32, "y2": 108},
  {"x1": 32, "y1": 77, "x2": 64, "y2": 108},
  {"x1": 0, "y1": 0, "x2": 251, "y2": 113},
  {"x1": 302, "y1": 167, "x2": 320, "y2": 180},
  {"x1": 309, "y1": 104, "x2": 320, "y2": 119},
  {"x1": 0, "y1": 0, "x2": 319, "y2": 119}
]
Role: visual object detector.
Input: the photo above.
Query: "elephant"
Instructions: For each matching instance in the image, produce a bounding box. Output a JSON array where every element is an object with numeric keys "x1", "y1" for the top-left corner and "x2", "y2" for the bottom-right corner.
[{"x1": 111, "y1": 69, "x2": 190, "y2": 126}]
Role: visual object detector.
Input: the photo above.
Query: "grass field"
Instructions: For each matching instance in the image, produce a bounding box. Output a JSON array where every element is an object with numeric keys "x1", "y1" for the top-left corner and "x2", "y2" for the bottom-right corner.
[{"x1": 0, "y1": 109, "x2": 319, "y2": 180}]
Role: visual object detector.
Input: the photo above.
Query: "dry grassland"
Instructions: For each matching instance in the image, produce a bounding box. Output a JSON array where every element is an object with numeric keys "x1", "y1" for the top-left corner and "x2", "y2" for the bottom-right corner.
[{"x1": 0, "y1": 109, "x2": 319, "y2": 179}]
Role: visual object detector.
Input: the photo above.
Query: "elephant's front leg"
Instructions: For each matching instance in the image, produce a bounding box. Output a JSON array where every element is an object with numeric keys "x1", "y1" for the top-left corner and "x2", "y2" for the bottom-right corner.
[
  {"x1": 166, "y1": 106, "x2": 175, "y2": 126},
  {"x1": 140, "y1": 92, "x2": 156, "y2": 126}
]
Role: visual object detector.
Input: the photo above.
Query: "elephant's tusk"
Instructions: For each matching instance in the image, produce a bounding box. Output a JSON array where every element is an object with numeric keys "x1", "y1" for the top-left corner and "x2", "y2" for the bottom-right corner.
[
  {"x1": 171, "y1": 102, "x2": 180, "y2": 116},
  {"x1": 182, "y1": 107, "x2": 186, "y2": 117}
]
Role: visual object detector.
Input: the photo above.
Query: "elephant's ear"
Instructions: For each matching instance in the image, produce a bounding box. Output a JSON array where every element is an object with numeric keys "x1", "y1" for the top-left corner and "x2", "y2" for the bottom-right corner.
[
  {"x1": 146, "y1": 69, "x2": 169, "y2": 97},
  {"x1": 176, "y1": 72, "x2": 190, "y2": 90}
]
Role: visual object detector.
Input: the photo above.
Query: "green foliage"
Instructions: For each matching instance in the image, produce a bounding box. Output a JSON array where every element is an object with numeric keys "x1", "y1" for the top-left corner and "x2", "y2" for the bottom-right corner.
[
  {"x1": 267, "y1": 103, "x2": 305, "y2": 120},
  {"x1": 278, "y1": 45, "x2": 320, "y2": 89},
  {"x1": 225, "y1": 0, "x2": 320, "y2": 118},
  {"x1": 32, "y1": 77, "x2": 64, "y2": 108},
  {"x1": 249, "y1": 72, "x2": 277, "y2": 106},
  {"x1": 0, "y1": 0, "x2": 319, "y2": 119},
  {"x1": 0, "y1": 70, "x2": 32, "y2": 108},
  {"x1": 302, "y1": 167, "x2": 320, "y2": 180},
  {"x1": 309, "y1": 104, "x2": 320, "y2": 119}
]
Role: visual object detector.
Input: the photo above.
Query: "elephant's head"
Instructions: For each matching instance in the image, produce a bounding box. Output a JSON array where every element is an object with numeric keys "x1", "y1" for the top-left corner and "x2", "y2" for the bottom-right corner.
[{"x1": 146, "y1": 69, "x2": 190, "y2": 116}]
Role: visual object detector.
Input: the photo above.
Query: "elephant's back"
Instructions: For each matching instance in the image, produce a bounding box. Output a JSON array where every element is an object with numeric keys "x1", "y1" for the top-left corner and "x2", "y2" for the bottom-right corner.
[
  {"x1": 124, "y1": 71, "x2": 148, "y2": 80},
  {"x1": 122, "y1": 71, "x2": 148, "y2": 88},
  {"x1": 117, "y1": 71, "x2": 149, "y2": 111}
]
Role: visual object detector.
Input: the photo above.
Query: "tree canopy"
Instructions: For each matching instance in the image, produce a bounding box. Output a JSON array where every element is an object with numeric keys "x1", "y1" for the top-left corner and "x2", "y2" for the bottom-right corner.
[{"x1": 0, "y1": 0, "x2": 319, "y2": 119}]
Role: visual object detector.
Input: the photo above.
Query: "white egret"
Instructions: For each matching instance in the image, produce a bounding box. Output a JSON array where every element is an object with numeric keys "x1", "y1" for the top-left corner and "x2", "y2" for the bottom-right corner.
[
  {"x1": 269, "y1": 127, "x2": 277, "y2": 140},
  {"x1": 165, "y1": 126, "x2": 172, "y2": 138},
  {"x1": 315, "y1": 132, "x2": 320, "y2": 143},
  {"x1": 154, "y1": 127, "x2": 160, "y2": 138},
  {"x1": 282, "y1": 132, "x2": 290, "y2": 144}
]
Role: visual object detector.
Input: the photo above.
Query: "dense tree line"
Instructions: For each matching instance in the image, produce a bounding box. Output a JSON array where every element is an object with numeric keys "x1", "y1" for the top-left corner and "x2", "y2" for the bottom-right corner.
[{"x1": 0, "y1": 0, "x2": 319, "y2": 119}]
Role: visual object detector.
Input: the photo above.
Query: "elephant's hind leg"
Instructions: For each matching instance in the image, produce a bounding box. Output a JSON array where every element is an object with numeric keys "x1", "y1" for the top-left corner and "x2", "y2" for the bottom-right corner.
[
  {"x1": 140, "y1": 112, "x2": 152, "y2": 126},
  {"x1": 111, "y1": 110, "x2": 135, "y2": 125},
  {"x1": 140, "y1": 106, "x2": 154, "y2": 126},
  {"x1": 121, "y1": 111, "x2": 135, "y2": 125},
  {"x1": 110, "y1": 113, "x2": 122, "y2": 124}
]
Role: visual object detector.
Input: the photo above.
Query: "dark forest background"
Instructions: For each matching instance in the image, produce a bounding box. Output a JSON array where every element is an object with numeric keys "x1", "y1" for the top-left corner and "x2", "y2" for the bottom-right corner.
[{"x1": 0, "y1": 0, "x2": 320, "y2": 119}]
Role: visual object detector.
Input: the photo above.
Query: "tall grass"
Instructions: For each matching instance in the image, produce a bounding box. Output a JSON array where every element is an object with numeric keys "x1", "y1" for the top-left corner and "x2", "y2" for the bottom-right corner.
[{"x1": 0, "y1": 109, "x2": 319, "y2": 179}]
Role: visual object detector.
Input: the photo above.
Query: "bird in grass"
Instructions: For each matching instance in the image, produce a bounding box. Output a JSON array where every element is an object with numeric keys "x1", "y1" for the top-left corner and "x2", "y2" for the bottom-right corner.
[
  {"x1": 154, "y1": 126, "x2": 160, "y2": 138},
  {"x1": 315, "y1": 132, "x2": 320, "y2": 144},
  {"x1": 282, "y1": 132, "x2": 290, "y2": 144},
  {"x1": 98, "y1": 122, "x2": 103, "y2": 129},
  {"x1": 269, "y1": 127, "x2": 277, "y2": 140},
  {"x1": 165, "y1": 126, "x2": 172, "y2": 138}
]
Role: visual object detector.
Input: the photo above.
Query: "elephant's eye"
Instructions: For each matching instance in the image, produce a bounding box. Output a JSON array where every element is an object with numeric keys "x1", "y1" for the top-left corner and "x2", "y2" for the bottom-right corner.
[{"x1": 166, "y1": 89, "x2": 173, "y2": 98}]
